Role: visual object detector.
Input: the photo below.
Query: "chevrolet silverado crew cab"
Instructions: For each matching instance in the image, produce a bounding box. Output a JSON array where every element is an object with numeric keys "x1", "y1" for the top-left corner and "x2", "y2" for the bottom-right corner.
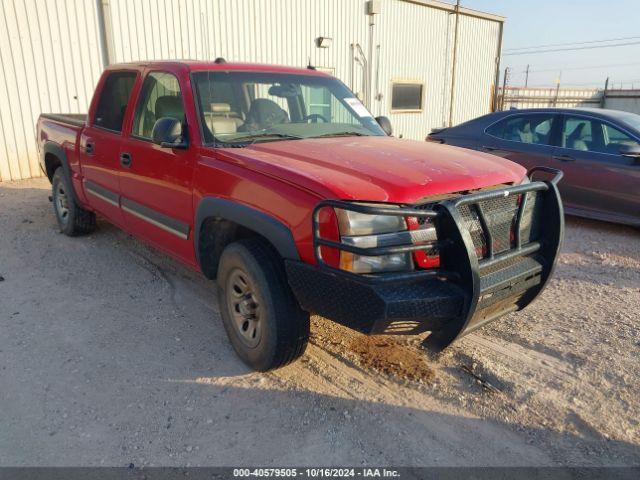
[{"x1": 37, "y1": 60, "x2": 564, "y2": 371}]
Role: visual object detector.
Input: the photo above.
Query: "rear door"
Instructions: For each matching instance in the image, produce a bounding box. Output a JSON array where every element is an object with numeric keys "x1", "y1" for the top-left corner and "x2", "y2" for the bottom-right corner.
[
  {"x1": 482, "y1": 112, "x2": 559, "y2": 172},
  {"x1": 81, "y1": 70, "x2": 138, "y2": 227},
  {"x1": 119, "y1": 70, "x2": 196, "y2": 265},
  {"x1": 552, "y1": 114, "x2": 640, "y2": 222}
]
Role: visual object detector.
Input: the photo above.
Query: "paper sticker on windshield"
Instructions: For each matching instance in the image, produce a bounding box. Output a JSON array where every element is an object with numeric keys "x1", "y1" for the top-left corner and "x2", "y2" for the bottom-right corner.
[{"x1": 345, "y1": 98, "x2": 372, "y2": 118}]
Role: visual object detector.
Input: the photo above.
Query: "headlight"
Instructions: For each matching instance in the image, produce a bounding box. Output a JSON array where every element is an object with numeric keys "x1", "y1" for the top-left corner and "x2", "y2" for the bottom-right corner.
[
  {"x1": 335, "y1": 206, "x2": 413, "y2": 274},
  {"x1": 335, "y1": 208, "x2": 406, "y2": 235}
]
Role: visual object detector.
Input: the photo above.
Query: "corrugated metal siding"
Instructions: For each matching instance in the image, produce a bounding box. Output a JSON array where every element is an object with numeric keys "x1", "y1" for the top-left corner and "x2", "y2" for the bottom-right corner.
[
  {"x1": 108, "y1": 0, "x2": 369, "y2": 90},
  {"x1": 375, "y1": 0, "x2": 453, "y2": 139},
  {"x1": 0, "y1": 0, "x2": 503, "y2": 181},
  {"x1": 451, "y1": 14, "x2": 500, "y2": 125},
  {"x1": 0, "y1": 0, "x2": 104, "y2": 181}
]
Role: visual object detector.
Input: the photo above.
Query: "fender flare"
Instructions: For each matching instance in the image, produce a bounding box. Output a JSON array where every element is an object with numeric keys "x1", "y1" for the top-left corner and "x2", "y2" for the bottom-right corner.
[
  {"x1": 42, "y1": 142, "x2": 80, "y2": 204},
  {"x1": 194, "y1": 197, "x2": 300, "y2": 269}
]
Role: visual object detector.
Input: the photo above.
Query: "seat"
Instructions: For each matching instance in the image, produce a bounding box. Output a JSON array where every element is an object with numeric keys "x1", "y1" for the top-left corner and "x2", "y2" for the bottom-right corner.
[
  {"x1": 518, "y1": 123, "x2": 534, "y2": 143},
  {"x1": 243, "y1": 98, "x2": 289, "y2": 130},
  {"x1": 155, "y1": 95, "x2": 184, "y2": 121},
  {"x1": 202, "y1": 102, "x2": 244, "y2": 136},
  {"x1": 210, "y1": 103, "x2": 244, "y2": 128},
  {"x1": 205, "y1": 115, "x2": 238, "y2": 135},
  {"x1": 567, "y1": 123, "x2": 588, "y2": 151}
]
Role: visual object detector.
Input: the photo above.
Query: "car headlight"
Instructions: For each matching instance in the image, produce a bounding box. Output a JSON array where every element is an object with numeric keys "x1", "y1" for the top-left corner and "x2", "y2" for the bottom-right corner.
[{"x1": 335, "y1": 206, "x2": 414, "y2": 274}]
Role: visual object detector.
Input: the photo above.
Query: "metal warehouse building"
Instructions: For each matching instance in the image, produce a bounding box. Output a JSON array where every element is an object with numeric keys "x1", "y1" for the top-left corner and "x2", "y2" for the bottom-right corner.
[{"x1": 0, "y1": 0, "x2": 504, "y2": 181}]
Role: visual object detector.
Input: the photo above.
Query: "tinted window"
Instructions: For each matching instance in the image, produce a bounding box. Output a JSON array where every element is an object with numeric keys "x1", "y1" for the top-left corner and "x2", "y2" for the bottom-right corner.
[
  {"x1": 562, "y1": 116, "x2": 639, "y2": 154},
  {"x1": 391, "y1": 83, "x2": 423, "y2": 111},
  {"x1": 94, "y1": 72, "x2": 137, "y2": 132},
  {"x1": 487, "y1": 114, "x2": 555, "y2": 145},
  {"x1": 132, "y1": 72, "x2": 184, "y2": 139}
]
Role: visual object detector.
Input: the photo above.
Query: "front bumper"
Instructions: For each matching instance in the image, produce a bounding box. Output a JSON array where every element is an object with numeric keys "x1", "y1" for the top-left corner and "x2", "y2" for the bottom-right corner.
[{"x1": 286, "y1": 167, "x2": 564, "y2": 351}]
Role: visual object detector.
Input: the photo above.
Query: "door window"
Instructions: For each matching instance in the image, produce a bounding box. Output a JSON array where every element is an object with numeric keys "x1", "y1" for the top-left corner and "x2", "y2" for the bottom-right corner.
[
  {"x1": 132, "y1": 72, "x2": 184, "y2": 139},
  {"x1": 487, "y1": 114, "x2": 556, "y2": 145},
  {"x1": 561, "y1": 116, "x2": 640, "y2": 154},
  {"x1": 93, "y1": 71, "x2": 137, "y2": 132}
]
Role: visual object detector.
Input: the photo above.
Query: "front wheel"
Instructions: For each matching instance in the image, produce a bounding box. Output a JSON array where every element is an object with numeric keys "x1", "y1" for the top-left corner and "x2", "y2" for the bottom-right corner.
[
  {"x1": 216, "y1": 238, "x2": 309, "y2": 371},
  {"x1": 52, "y1": 167, "x2": 96, "y2": 236}
]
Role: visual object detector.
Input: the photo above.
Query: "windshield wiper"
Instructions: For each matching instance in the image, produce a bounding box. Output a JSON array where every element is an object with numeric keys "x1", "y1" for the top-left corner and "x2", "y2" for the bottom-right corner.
[
  {"x1": 222, "y1": 132, "x2": 305, "y2": 147},
  {"x1": 311, "y1": 131, "x2": 369, "y2": 138}
]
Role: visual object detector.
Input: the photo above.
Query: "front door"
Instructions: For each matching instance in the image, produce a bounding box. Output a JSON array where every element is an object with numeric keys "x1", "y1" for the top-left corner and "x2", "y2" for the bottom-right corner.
[
  {"x1": 81, "y1": 70, "x2": 138, "y2": 227},
  {"x1": 119, "y1": 70, "x2": 196, "y2": 265},
  {"x1": 483, "y1": 112, "x2": 560, "y2": 173},
  {"x1": 552, "y1": 114, "x2": 640, "y2": 223}
]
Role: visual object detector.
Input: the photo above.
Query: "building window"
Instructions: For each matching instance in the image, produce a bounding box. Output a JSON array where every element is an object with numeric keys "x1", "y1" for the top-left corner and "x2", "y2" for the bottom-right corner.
[{"x1": 391, "y1": 81, "x2": 424, "y2": 112}]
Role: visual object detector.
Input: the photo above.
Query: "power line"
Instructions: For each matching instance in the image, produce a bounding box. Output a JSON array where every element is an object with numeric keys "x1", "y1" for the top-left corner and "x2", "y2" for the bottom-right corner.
[
  {"x1": 524, "y1": 61, "x2": 640, "y2": 74},
  {"x1": 504, "y1": 35, "x2": 640, "y2": 52},
  {"x1": 503, "y1": 40, "x2": 640, "y2": 56}
]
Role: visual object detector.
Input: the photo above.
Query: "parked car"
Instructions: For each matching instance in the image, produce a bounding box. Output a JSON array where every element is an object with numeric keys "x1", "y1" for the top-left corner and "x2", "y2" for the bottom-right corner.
[
  {"x1": 428, "y1": 108, "x2": 640, "y2": 227},
  {"x1": 37, "y1": 60, "x2": 564, "y2": 371}
]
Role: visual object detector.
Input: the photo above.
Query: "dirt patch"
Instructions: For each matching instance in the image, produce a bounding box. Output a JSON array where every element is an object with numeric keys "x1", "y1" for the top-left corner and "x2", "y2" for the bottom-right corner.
[{"x1": 347, "y1": 336, "x2": 435, "y2": 384}]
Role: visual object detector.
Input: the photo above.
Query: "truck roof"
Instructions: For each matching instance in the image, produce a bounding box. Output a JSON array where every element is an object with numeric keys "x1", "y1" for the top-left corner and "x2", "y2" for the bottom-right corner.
[{"x1": 104, "y1": 59, "x2": 331, "y2": 77}]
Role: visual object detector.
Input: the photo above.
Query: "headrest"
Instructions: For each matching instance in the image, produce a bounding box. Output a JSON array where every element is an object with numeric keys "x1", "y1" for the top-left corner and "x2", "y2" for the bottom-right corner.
[
  {"x1": 155, "y1": 96, "x2": 184, "y2": 120},
  {"x1": 211, "y1": 103, "x2": 231, "y2": 113}
]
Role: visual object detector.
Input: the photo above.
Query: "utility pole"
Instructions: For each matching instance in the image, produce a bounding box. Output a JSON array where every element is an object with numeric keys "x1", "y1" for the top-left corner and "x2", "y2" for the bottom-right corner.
[
  {"x1": 448, "y1": 0, "x2": 461, "y2": 127},
  {"x1": 524, "y1": 64, "x2": 530, "y2": 88},
  {"x1": 553, "y1": 71, "x2": 562, "y2": 107},
  {"x1": 600, "y1": 77, "x2": 609, "y2": 108},
  {"x1": 500, "y1": 66, "x2": 509, "y2": 110}
]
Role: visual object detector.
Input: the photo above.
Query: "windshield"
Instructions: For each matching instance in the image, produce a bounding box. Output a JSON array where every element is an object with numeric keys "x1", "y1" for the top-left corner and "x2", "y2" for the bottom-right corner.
[
  {"x1": 192, "y1": 71, "x2": 385, "y2": 144},
  {"x1": 615, "y1": 111, "x2": 640, "y2": 133}
]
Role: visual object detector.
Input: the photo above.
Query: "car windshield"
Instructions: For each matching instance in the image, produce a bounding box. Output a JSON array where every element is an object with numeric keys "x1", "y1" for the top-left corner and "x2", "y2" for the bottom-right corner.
[
  {"x1": 615, "y1": 111, "x2": 640, "y2": 133},
  {"x1": 192, "y1": 70, "x2": 385, "y2": 144}
]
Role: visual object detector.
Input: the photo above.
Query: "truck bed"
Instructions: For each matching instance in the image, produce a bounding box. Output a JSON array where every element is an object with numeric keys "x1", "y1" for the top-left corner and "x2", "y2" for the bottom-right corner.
[{"x1": 40, "y1": 113, "x2": 86, "y2": 128}]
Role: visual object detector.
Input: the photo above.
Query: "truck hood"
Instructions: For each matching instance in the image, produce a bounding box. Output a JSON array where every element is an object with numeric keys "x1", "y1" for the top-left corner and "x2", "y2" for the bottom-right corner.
[{"x1": 221, "y1": 136, "x2": 526, "y2": 203}]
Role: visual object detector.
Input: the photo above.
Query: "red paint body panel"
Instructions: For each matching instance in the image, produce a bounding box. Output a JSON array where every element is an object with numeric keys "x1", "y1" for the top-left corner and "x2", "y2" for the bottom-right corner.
[{"x1": 37, "y1": 60, "x2": 527, "y2": 273}]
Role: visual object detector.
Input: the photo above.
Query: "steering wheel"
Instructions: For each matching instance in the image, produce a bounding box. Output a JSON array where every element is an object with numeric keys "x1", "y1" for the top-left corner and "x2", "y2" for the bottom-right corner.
[{"x1": 302, "y1": 113, "x2": 329, "y2": 123}]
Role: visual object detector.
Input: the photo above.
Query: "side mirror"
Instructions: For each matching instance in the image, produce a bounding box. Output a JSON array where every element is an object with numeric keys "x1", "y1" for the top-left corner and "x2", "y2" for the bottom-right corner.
[
  {"x1": 152, "y1": 117, "x2": 187, "y2": 149},
  {"x1": 375, "y1": 116, "x2": 393, "y2": 136},
  {"x1": 619, "y1": 144, "x2": 640, "y2": 160}
]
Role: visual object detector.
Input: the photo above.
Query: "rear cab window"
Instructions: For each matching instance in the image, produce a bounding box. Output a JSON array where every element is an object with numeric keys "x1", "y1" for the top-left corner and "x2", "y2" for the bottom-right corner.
[{"x1": 93, "y1": 71, "x2": 138, "y2": 132}]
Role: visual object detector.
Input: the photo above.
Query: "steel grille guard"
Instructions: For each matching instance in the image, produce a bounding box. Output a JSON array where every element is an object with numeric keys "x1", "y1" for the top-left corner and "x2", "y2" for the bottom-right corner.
[{"x1": 311, "y1": 166, "x2": 565, "y2": 349}]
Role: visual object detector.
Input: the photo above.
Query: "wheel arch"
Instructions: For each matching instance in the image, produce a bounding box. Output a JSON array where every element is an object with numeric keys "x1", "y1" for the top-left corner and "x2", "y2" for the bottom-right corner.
[
  {"x1": 42, "y1": 142, "x2": 82, "y2": 205},
  {"x1": 195, "y1": 197, "x2": 300, "y2": 279}
]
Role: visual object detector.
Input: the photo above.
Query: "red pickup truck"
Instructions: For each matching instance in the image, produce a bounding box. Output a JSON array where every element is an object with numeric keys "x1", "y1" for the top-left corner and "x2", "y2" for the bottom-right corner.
[{"x1": 37, "y1": 60, "x2": 564, "y2": 371}]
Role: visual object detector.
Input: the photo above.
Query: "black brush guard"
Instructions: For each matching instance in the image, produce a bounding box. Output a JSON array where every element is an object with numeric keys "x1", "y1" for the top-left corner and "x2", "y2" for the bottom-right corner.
[{"x1": 285, "y1": 167, "x2": 564, "y2": 351}]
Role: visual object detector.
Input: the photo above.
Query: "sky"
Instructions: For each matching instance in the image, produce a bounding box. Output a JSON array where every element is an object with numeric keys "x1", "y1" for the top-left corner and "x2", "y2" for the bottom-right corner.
[{"x1": 450, "y1": 0, "x2": 640, "y2": 89}]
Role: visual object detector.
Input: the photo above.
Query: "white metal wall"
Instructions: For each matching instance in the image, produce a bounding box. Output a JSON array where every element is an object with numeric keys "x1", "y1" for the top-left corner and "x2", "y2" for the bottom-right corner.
[
  {"x1": 0, "y1": 0, "x2": 503, "y2": 181},
  {"x1": 0, "y1": 0, "x2": 104, "y2": 181},
  {"x1": 107, "y1": 0, "x2": 370, "y2": 97}
]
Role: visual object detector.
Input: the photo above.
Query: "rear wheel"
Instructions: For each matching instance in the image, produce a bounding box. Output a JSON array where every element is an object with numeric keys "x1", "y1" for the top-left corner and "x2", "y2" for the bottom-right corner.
[
  {"x1": 52, "y1": 167, "x2": 96, "y2": 236},
  {"x1": 216, "y1": 238, "x2": 309, "y2": 371}
]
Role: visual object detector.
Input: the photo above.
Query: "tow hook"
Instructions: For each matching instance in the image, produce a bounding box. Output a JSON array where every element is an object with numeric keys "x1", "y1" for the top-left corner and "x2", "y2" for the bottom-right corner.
[{"x1": 48, "y1": 195, "x2": 53, "y2": 202}]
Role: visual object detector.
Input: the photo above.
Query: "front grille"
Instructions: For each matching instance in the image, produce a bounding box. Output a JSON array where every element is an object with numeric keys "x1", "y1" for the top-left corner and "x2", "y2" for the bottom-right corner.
[
  {"x1": 456, "y1": 190, "x2": 543, "y2": 259},
  {"x1": 410, "y1": 187, "x2": 544, "y2": 261}
]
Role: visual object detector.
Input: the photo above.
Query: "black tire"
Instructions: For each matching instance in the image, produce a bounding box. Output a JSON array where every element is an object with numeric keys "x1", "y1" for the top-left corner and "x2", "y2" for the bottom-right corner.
[
  {"x1": 216, "y1": 237, "x2": 310, "y2": 371},
  {"x1": 52, "y1": 167, "x2": 96, "y2": 236}
]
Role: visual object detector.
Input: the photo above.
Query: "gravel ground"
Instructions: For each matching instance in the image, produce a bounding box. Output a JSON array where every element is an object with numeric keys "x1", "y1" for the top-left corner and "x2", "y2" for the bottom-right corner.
[{"x1": 0, "y1": 178, "x2": 638, "y2": 467}]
